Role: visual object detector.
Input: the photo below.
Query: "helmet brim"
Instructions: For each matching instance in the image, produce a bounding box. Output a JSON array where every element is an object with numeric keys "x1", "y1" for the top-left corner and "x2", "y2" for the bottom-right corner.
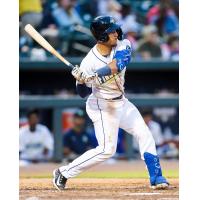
[{"x1": 105, "y1": 24, "x2": 121, "y2": 34}]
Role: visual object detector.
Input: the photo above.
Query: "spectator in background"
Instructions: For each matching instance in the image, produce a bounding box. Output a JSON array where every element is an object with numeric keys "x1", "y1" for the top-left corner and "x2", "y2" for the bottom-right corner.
[
  {"x1": 116, "y1": 0, "x2": 141, "y2": 51},
  {"x1": 19, "y1": 0, "x2": 43, "y2": 48},
  {"x1": 63, "y1": 109, "x2": 95, "y2": 162},
  {"x1": 136, "y1": 25, "x2": 162, "y2": 60},
  {"x1": 19, "y1": 109, "x2": 54, "y2": 164},
  {"x1": 107, "y1": 0, "x2": 122, "y2": 21},
  {"x1": 118, "y1": 0, "x2": 141, "y2": 36},
  {"x1": 132, "y1": 109, "x2": 162, "y2": 156},
  {"x1": 52, "y1": 0, "x2": 83, "y2": 28},
  {"x1": 133, "y1": 110, "x2": 178, "y2": 159},
  {"x1": 145, "y1": 109, "x2": 179, "y2": 159},
  {"x1": 77, "y1": 0, "x2": 99, "y2": 20},
  {"x1": 97, "y1": 0, "x2": 121, "y2": 20},
  {"x1": 167, "y1": 35, "x2": 179, "y2": 60},
  {"x1": 50, "y1": 0, "x2": 83, "y2": 55},
  {"x1": 147, "y1": 0, "x2": 179, "y2": 37},
  {"x1": 40, "y1": 0, "x2": 57, "y2": 29},
  {"x1": 142, "y1": 110, "x2": 164, "y2": 148},
  {"x1": 171, "y1": 0, "x2": 179, "y2": 19},
  {"x1": 123, "y1": 26, "x2": 138, "y2": 51}
]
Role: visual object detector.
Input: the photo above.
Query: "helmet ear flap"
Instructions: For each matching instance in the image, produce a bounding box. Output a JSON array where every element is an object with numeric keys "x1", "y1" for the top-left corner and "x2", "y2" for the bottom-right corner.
[
  {"x1": 116, "y1": 27, "x2": 123, "y2": 40},
  {"x1": 99, "y1": 33, "x2": 109, "y2": 42}
]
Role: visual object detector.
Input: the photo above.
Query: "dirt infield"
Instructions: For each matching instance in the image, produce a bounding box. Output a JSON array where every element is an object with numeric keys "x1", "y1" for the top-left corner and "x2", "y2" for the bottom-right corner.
[
  {"x1": 20, "y1": 160, "x2": 179, "y2": 200},
  {"x1": 20, "y1": 178, "x2": 178, "y2": 200}
]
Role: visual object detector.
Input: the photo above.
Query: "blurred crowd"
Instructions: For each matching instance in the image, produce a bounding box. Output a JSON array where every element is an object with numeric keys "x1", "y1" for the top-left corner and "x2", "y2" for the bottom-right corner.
[
  {"x1": 19, "y1": 107, "x2": 178, "y2": 165},
  {"x1": 19, "y1": 0, "x2": 179, "y2": 60}
]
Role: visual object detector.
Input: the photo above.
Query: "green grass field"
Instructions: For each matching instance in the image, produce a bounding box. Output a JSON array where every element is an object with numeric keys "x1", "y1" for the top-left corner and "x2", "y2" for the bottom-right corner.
[
  {"x1": 20, "y1": 169, "x2": 178, "y2": 179},
  {"x1": 77, "y1": 170, "x2": 179, "y2": 178}
]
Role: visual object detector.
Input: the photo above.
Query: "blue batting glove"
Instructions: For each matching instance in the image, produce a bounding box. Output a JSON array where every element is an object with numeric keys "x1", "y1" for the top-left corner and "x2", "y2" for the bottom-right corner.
[
  {"x1": 114, "y1": 49, "x2": 131, "y2": 65},
  {"x1": 114, "y1": 49, "x2": 132, "y2": 72},
  {"x1": 114, "y1": 50, "x2": 125, "y2": 59},
  {"x1": 114, "y1": 49, "x2": 130, "y2": 59},
  {"x1": 115, "y1": 58, "x2": 126, "y2": 72}
]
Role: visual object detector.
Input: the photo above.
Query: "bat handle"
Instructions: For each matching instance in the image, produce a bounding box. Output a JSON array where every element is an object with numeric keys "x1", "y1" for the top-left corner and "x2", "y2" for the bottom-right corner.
[{"x1": 68, "y1": 63, "x2": 75, "y2": 68}]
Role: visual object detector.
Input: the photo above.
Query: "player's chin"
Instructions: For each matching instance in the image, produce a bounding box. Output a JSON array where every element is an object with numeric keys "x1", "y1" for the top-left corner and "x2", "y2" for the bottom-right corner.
[{"x1": 111, "y1": 40, "x2": 118, "y2": 47}]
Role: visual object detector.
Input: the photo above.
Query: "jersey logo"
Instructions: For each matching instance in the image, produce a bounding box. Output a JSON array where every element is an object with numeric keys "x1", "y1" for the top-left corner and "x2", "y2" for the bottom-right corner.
[
  {"x1": 97, "y1": 74, "x2": 115, "y2": 85},
  {"x1": 126, "y1": 45, "x2": 131, "y2": 50}
]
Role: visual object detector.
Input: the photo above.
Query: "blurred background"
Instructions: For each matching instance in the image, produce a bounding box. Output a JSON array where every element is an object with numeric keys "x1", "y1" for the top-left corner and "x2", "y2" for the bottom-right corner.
[{"x1": 19, "y1": 0, "x2": 179, "y2": 165}]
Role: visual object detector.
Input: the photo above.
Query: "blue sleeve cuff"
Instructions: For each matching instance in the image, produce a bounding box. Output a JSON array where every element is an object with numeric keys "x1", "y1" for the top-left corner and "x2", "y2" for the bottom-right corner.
[{"x1": 96, "y1": 65, "x2": 112, "y2": 77}]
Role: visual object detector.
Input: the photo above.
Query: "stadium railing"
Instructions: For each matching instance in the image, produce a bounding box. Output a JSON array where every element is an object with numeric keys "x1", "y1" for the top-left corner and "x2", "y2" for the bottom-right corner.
[{"x1": 19, "y1": 58, "x2": 179, "y2": 71}]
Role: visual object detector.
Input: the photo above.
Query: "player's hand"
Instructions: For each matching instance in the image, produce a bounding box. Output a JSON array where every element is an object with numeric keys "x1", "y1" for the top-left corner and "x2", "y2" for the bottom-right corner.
[
  {"x1": 71, "y1": 65, "x2": 86, "y2": 83},
  {"x1": 114, "y1": 49, "x2": 131, "y2": 64},
  {"x1": 71, "y1": 65, "x2": 97, "y2": 83},
  {"x1": 84, "y1": 73, "x2": 98, "y2": 82},
  {"x1": 114, "y1": 49, "x2": 132, "y2": 72}
]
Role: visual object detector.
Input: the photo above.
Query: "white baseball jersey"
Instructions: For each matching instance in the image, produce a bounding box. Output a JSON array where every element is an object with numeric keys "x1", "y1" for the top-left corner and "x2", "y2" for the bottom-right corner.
[
  {"x1": 60, "y1": 39, "x2": 157, "y2": 179},
  {"x1": 19, "y1": 124, "x2": 54, "y2": 160},
  {"x1": 79, "y1": 39, "x2": 131, "y2": 99}
]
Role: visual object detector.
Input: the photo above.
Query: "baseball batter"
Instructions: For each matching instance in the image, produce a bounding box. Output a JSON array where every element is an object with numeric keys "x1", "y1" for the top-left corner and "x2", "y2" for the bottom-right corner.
[{"x1": 53, "y1": 16, "x2": 169, "y2": 190}]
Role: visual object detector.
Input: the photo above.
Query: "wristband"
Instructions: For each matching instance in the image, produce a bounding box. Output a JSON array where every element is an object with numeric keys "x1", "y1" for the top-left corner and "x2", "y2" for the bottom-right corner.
[{"x1": 96, "y1": 65, "x2": 112, "y2": 77}]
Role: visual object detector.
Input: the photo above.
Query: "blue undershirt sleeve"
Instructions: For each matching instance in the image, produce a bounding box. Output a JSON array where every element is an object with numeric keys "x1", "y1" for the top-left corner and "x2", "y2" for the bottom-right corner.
[{"x1": 76, "y1": 83, "x2": 92, "y2": 98}]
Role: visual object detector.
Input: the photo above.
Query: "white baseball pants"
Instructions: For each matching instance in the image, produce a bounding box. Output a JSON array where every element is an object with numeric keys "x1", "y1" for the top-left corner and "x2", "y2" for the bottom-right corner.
[{"x1": 60, "y1": 97, "x2": 157, "y2": 178}]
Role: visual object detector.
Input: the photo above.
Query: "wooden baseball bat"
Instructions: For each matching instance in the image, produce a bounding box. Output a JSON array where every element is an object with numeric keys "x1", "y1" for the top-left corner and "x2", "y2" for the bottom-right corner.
[{"x1": 24, "y1": 24, "x2": 74, "y2": 68}]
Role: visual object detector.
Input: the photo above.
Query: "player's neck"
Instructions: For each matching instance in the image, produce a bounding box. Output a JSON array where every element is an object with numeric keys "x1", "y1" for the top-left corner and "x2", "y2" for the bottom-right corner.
[{"x1": 96, "y1": 43, "x2": 112, "y2": 57}]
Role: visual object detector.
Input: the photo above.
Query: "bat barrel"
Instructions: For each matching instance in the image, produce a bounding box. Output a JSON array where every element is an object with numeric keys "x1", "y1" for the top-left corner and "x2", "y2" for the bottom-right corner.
[{"x1": 24, "y1": 24, "x2": 74, "y2": 69}]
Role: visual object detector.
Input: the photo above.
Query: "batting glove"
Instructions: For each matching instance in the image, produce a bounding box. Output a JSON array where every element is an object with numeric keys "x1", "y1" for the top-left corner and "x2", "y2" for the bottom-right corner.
[
  {"x1": 85, "y1": 73, "x2": 98, "y2": 82},
  {"x1": 114, "y1": 49, "x2": 132, "y2": 72},
  {"x1": 71, "y1": 65, "x2": 86, "y2": 83},
  {"x1": 114, "y1": 49, "x2": 131, "y2": 64},
  {"x1": 72, "y1": 65, "x2": 97, "y2": 83}
]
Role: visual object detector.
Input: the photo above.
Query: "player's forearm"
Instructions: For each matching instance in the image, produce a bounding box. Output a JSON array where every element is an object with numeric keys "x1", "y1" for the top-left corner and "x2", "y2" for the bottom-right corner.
[{"x1": 96, "y1": 59, "x2": 118, "y2": 77}]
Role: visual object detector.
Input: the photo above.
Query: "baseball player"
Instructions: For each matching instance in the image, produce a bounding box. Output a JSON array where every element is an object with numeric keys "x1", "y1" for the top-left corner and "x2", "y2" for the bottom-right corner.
[{"x1": 53, "y1": 16, "x2": 169, "y2": 190}]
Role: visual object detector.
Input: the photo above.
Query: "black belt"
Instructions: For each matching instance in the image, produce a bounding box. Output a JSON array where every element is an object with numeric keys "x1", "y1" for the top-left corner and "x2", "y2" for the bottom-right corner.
[{"x1": 106, "y1": 95, "x2": 123, "y2": 100}]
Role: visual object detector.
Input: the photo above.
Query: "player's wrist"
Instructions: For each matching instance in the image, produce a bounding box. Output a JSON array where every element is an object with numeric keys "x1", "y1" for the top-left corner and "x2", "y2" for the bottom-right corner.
[{"x1": 108, "y1": 60, "x2": 118, "y2": 74}]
